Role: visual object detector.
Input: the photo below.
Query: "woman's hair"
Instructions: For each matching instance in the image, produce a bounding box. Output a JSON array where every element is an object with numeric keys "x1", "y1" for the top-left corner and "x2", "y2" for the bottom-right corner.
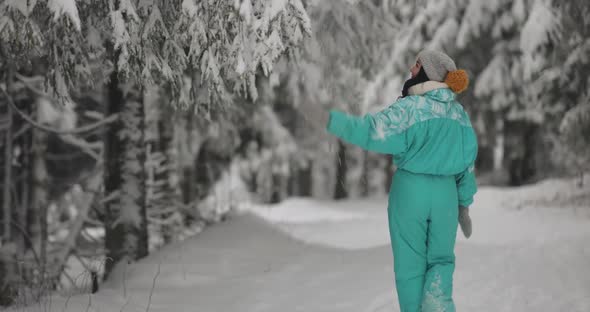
[{"x1": 401, "y1": 67, "x2": 430, "y2": 98}]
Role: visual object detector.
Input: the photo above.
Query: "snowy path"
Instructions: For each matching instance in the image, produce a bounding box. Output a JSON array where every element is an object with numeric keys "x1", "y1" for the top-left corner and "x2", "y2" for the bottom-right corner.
[{"x1": 10, "y1": 179, "x2": 590, "y2": 312}]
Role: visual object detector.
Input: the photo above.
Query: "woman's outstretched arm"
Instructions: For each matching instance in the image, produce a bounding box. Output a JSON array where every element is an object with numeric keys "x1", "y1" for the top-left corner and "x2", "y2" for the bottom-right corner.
[{"x1": 325, "y1": 100, "x2": 409, "y2": 155}]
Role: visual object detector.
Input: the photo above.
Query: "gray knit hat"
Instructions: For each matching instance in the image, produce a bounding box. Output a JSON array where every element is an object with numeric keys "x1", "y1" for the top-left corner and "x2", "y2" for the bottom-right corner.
[{"x1": 417, "y1": 50, "x2": 457, "y2": 82}]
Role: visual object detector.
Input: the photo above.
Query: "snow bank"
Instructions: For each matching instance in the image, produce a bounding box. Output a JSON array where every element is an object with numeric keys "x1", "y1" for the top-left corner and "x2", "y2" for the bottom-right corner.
[
  {"x1": 239, "y1": 197, "x2": 370, "y2": 223},
  {"x1": 241, "y1": 175, "x2": 590, "y2": 249},
  {"x1": 8, "y1": 176, "x2": 590, "y2": 312}
]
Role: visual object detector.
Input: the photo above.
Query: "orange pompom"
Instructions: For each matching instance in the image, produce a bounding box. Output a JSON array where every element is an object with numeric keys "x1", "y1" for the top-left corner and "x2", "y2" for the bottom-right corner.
[{"x1": 445, "y1": 69, "x2": 469, "y2": 94}]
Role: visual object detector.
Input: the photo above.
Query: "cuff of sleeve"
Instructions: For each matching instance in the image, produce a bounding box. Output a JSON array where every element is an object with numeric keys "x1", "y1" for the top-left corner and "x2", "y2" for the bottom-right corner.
[
  {"x1": 326, "y1": 110, "x2": 347, "y2": 136},
  {"x1": 459, "y1": 197, "x2": 474, "y2": 208}
]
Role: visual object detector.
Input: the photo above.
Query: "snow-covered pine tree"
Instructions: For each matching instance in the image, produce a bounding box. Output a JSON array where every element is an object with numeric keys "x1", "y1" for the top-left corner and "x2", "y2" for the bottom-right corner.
[
  {"x1": 286, "y1": 0, "x2": 398, "y2": 199},
  {"x1": 376, "y1": 0, "x2": 563, "y2": 183},
  {"x1": 558, "y1": 100, "x2": 590, "y2": 185},
  {"x1": 455, "y1": 0, "x2": 530, "y2": 183},
  {"x1": 143, "y1": 90, "x2": 182, "y2": 247},
  {"x1": 549, "y1": 0, "x2": 590, "y2": 184},
  {"x1": 0, "y1": 0, "x2": 89, "y2": 302},
  {"x1": 455, "y1": 0, "x2": 582, "y2": 182},
  {"x1": 98, "y1": 0, "x2": 313, "y2": 278},
  {"x1": 1, "y1": 0, "x2": 312, "y2": 286}
]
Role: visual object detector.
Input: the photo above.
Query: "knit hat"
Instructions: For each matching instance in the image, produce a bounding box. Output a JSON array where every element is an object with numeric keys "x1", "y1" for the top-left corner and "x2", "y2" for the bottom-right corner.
[{"x1": 417, "y1": 50, "x2": 469, "y2": 94}]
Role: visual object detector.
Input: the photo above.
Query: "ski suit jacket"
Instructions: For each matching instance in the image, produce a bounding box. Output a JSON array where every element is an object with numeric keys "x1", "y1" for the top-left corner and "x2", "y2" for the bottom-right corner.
[{"x1": 326, "y1": 84, "x2": 478, "y2": 207}]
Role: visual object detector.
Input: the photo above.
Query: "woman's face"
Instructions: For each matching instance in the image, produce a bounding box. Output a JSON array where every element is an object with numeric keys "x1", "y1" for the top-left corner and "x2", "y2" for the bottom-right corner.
[{"x1": 410, "y1": 60, "x2": 422, "y2": 78}]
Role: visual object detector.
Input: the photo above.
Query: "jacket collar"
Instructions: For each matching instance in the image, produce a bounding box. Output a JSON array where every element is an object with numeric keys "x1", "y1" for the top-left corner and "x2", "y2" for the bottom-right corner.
[{"x1": 408, "y1": 81, "x2": 450, "y2": 96}]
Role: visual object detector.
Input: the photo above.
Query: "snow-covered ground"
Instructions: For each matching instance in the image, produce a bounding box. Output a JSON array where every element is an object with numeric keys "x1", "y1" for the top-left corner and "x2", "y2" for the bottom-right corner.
[{"x1": 9, "y1": 177, "x2": 590, "y2": 312}]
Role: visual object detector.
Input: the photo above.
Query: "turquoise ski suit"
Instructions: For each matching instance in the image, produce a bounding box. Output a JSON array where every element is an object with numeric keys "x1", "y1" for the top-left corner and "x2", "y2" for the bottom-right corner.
[{"x1": 326, "y1": 87, "x2": 478, "y2": 312}]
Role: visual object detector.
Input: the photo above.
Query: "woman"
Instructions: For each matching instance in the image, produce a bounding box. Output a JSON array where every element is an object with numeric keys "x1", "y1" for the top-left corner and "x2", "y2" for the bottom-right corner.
[{"x1": 308, "y1": 50, "x2": 477, "y2": 311}]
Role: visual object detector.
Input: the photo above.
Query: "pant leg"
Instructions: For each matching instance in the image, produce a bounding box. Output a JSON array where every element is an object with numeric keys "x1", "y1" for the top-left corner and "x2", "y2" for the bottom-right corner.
[
  {"x1": 388, "y1": 170, "x2": 430, "y2": 312},
  {"x1": 422, "y1": 176, "x2": 459, "y2": 312}
]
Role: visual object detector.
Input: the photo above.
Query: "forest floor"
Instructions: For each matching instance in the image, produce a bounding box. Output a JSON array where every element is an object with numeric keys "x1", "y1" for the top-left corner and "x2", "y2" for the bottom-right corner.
[{"x1": 8, "y1": 175, "x2": 590, "y2": 312}]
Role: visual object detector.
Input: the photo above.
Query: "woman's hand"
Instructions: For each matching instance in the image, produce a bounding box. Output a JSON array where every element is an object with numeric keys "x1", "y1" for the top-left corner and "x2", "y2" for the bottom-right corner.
[
  {"x1": 458, "y1": 206, "x2": 472, "y2": 238},
  {"x1": 298, "y1": 101, "x2": 330, "y2": 131}
]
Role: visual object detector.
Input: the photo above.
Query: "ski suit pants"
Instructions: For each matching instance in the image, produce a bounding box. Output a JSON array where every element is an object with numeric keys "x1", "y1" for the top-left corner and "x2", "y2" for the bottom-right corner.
[{"x1": 388, "y1": 169, "x2": 459, "y2": 312}]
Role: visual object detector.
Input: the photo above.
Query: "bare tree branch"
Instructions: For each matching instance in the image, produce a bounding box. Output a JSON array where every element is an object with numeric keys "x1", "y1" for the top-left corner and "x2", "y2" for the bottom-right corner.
[
  {"x1": 1, "y1": 86, "x2": 119, "y2": 135},
  {"x1": 14, "y1": 73, "x2": 52, "y2": 99},
  {"x1": 10, "y1": 219, "x2": 42, "y2": 268},
  {"x1": 13, "y1": 123, "x2": 32, "y2": 140},
  {"x1": 146, "y1": 261, "x2": 161, "y2": 312},
  {"x1": 60, "y1": 134, "x2": 103, "y2": 162}
]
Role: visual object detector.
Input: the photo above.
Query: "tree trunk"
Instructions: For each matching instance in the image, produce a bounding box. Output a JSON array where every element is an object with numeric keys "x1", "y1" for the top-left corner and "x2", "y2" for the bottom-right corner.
[
  {"x1": 2, "y1": 71, "x2": 13, "y2": 242},
  {"x1": 127, "y1": 92, "x2": 148, "y2": 260},
  {"x1": 300, "y1": 162, "x2": 313, "y2": 197},
  {"x1": 505, "y1": 120, "x2": 538, "y2": 186},
  {"x1": 181, "y1": 114, "x2": 197, "y2": 206},
  {"x1": 289, "y1": 161, "x2": 312, "y2": 197},
  {"x1": 103, "y1": 71, "x2": 148, "y2": 279},
  {"x1": 287, "y1": 168, "x2": 295, "y2": 197},
  {"x1": 166, "y1": 112, "x2": 183, "y2": 203},
  {"x1": 31, "y1": 120, "x2": 49, "y2": 286},
  {"x1": 0, "y1": 70, "x2": 16, "y2": 307},
  {"x1": 19, "y1": 123, "x2": 29, "y2": 256},
  {"x1": 493, "y1": 118, "x2": 504, "y2": 171},
  {"x1": 360, "y1": 150, "x2": 370, "y2": 197},
  {"x1": 156, "y1": 108, "x2": 178, "y2": 243},
  {"x1": 158, "y1": 111, "x2": 176, "y2": 195},
  {"x1": 104, "y1": 70, "x2": 124, "y2": 279},
  {"x1": 334, "y1": 141, "x2": 348, "y2": 200},
  {"x1": 270, "y1": 174, "x2": 282, "y2": 204},
  {"x1": 12, "y1": 97, "x2": 32, "y2": 255},
  {"x1": 14, "y1": 96, "x2": 32, "y2": 291},
  {"x1": 302, "y1": 163, "x2": 313, "y2": 197}
]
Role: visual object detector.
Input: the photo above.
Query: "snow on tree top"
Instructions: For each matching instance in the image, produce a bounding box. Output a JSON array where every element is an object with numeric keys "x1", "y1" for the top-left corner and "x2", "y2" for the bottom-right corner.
[{"x1": 47, "y1": 0, "x2": 81, "y2": 31}]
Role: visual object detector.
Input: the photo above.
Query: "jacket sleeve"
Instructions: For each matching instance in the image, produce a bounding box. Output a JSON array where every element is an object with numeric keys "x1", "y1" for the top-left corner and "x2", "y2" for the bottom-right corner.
[
  {"x1": 326, "y1": 102, "x2": 408, "y2": 155},
  {"x1": 456, "y1": 164, "x2": 477, "y2": 208}
]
